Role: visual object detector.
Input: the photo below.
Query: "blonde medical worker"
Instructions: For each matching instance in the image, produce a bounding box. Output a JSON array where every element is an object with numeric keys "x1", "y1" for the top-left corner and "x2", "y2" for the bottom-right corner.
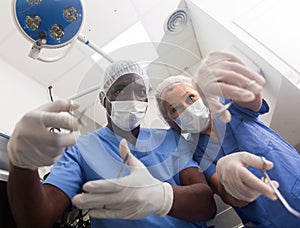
[
  {"x1": 155, "y1": 51, "x2": 300, "y2": 227},
  {"x1": 7, "y1": 60, "x2": 216, "y2": 227}
]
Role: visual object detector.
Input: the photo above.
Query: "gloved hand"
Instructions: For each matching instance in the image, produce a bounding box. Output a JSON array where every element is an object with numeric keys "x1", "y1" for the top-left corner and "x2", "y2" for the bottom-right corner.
[
  {"x1": 8, "y1": 100, "x2": 80, "y2": 170},
  {"x1": 216, "y1": 152, "x2": 278, "y2": 202},
  {"x1": 194, "y1": 51, "x2": 266, "y2": 122},
  {"x1": 72, "y1": 139, "x2": 174, "y2": 219}
]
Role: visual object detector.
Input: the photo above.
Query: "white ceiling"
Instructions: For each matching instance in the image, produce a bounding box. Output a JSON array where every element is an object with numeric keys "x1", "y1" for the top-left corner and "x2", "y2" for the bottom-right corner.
[{"x1": 0, "y1": 0, "x2": 202, "y2": 127}]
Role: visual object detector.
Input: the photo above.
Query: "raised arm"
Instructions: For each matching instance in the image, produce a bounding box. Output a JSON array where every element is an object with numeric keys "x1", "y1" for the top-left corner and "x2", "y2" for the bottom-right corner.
[
  {"x1": 194, "y1": 51, "x2": 266, "y2": 121},
  {"x1": 7, "y1": 100, "x2": 79, "y2": 227}
]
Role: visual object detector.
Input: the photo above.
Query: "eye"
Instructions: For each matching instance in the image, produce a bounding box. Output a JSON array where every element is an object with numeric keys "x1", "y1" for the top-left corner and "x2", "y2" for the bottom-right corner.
[
  {"x1": 171, "y1": 107, "x2": 177, "y2": 114},
  {"x1": 136, "y1": 88, "x2": 147, "y2": 97},
  {"x1": 114, "y1": 90, "x2": 121, "y2": 96},
  {"x1": 187, "y1": 95, "x2": 195, "y2": 104}
]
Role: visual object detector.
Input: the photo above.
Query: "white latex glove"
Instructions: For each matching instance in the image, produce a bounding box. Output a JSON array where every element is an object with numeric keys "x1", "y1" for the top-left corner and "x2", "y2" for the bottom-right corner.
[
  {"x1": 72, "y1": 139, "x2": 174, "y2": 219},
  {"x1": 216, "y1": 152, "x2": 278, "y2": 202},
  {"x1": 8, "y1": 100, "x2": 80, "y2": 170},
  {"x1": 194, "y1": 51, "x2": 266, "y2": 122}
]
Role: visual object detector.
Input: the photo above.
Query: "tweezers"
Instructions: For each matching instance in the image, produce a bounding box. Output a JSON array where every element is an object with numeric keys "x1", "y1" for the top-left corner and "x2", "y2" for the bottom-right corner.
[
  {"x1": 68, "y1": 109, "x2": 87, "y2": 126},
  {"x1": 261, "y1": 157, "x2": 300, "y2": 218},
  {"x1": 68, "y1": 102, "x2": 95, "y2": 127}
]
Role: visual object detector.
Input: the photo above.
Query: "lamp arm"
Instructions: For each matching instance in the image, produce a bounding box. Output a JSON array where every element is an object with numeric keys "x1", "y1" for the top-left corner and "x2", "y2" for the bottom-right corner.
[{"x1": 77, "y1": 34, "x2": 113, "y2": 63}]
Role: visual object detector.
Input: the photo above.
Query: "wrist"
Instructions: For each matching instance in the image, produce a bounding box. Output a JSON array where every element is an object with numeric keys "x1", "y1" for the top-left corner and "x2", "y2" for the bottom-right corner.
[
  {"x1": 156, "y1": 182, "x2": 174, "y2": 217},
  {"x1": 8, "y1": 149, "x2": 37, "y2": 171},
  {"x1": 9, "y1": 158, "x2": 38, "y2": 171}
]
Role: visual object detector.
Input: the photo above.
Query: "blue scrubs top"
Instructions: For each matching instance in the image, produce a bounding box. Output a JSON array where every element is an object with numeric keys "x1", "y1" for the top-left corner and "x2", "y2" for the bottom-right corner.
[
  {"x1": 192, "y1": 99, "x2": 300, "y2": 228},
  {"x1": 44, "y1": 127, "x2": 207, "y2": 228}
]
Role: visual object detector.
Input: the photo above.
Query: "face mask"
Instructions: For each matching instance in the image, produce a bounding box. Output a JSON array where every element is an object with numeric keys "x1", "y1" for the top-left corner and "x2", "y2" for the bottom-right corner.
[
  {"x1": 110, "y1": 100, "x2": 148, "y2": 131},
  {"x1": 174, "y1": 98, "x2": 210, "y2": 133}
]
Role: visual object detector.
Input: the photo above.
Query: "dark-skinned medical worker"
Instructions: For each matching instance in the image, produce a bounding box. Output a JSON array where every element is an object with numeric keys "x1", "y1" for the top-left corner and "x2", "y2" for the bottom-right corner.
[{"x1": 7, "y1": 60, "x2": 216, "y2": 227}]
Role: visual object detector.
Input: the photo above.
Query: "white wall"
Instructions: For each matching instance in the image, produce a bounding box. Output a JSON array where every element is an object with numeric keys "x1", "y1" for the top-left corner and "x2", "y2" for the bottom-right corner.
[
  {"x1": 0, "y1": 59, "x2": 48, "y2": 135},
  {"x1": 186, "y1": 0, "x2": 300, "y2": 147},
  {"x1": 186, "y1": 0, "x2": 281, "y2": 126},
  {"x1": 186, "y1": 1, "x2": 300, "y2": 227}
]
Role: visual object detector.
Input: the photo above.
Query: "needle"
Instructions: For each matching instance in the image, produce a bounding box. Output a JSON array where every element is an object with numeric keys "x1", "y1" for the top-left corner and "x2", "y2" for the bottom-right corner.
[
  {"x1": 215, "y1": 101, "x2": 233, "y2": 118},
  {"x1": 117, "y1": 153, "x2": 129, "y2": 178}
]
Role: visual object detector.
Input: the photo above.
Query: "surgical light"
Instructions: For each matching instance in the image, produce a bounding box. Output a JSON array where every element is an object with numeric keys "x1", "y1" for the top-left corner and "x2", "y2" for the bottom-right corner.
[{"x1": 13, "y1": 0, "x2": 113, "y2": 63}]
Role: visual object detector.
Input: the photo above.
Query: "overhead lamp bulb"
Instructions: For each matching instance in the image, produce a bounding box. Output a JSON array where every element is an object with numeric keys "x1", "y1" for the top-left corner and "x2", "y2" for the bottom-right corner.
[
  {"x1": 49, "y1": 24, "x2": 64, "y2": 40},
  {"x1": 64, "y1": 6, "x2": 79, "y2": 22},
  {"x1": 26, "y1": 0, "x2": 41, "y2": 5},
  {"x1": 25, "y1": 15, "x2": 41, "y2": 30}
]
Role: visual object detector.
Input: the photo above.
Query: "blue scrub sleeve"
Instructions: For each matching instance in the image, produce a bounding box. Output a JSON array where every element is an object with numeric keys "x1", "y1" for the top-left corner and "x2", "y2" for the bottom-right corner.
[
  {"x1": 43, "y1": 146, "x2": 84, "y2": 200},
  {"x1": 228, "y1": 98, "x2": 269, "y2": 118}
]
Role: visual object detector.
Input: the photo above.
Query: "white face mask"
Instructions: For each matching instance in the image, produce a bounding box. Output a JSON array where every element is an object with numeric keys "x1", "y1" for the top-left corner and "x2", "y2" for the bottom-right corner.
[
  {"x1": 110, "y1": 100, "x2": 148, "y2": 131},
  {"x1": 174, "y1": 98, "x2": 210, "y2": 133}
]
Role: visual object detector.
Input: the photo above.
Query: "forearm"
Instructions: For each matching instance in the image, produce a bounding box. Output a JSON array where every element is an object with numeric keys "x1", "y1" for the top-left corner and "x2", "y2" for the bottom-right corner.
[
  {"x1": 168, "y1": 183, "x2": 216, "y2": 222},
  {"x1": 8, "y1": 164, "x2": 66, "y2": 227},
  {"x1": 209, "y1": 173, "x2": 248, "y2": 208}
]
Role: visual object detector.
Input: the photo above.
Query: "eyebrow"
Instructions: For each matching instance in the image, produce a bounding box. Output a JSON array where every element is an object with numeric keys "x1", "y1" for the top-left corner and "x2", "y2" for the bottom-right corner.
[
  {"x1": 115, "y1": 80, "x2": 146, "y2": 88},
  {"x1": 167, "y1": 91, "x2": 190, "y2": 107},
  {"x1": 167, "y1": 101, "x2": 181, "y2": 112}
]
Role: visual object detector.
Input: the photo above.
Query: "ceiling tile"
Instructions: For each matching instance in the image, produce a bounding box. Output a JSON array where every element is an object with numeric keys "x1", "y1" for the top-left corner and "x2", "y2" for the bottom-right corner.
[
  {"x1": 81, "y1": 0, "x2": 140, "y2": 48},
  {"x1": 130, "y1": 0, "x2": 162, "y2": 16}
]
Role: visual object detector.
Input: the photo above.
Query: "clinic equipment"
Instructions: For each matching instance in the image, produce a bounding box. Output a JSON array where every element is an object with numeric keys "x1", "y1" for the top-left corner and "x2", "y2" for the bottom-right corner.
[
  {"x1": 48, "y1": 85, "x2": 95, "y2": 128},
  {"x1": 69, "y1": 101, "x2": 99, "y2": 127},
  {"x1": 13, "y1": 0, "x2": 114, "y2": 106},
  {"x1": 13, "y1": 0, "x2": 113, "y2": 63},
  {"x1": 261, "y1": 157, "x2": 300, "y2": 218},
  {"x1": 117, "y1": 153, "x2": 129, "y2": 178},
  {"x1": 215, "y1": 101, "x2": 233, "y2": 118}
]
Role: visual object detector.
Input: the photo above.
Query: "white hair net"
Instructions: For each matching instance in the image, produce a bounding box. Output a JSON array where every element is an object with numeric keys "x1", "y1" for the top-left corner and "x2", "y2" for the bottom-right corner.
[
  {"x1": 99, "y1": 60, "x2": 149, "y2": 105},
  {"x1": 155, "y1": 75, "x2": 192, "y2": 101}
]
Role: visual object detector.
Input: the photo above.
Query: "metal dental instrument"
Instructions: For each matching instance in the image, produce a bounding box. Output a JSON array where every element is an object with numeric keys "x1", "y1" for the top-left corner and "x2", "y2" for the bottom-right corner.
[
  {"x1": 261, "y1": 157, "x2": 300, "y2": 218},
  {"x1": 48, "y1": 85, "x2": 94, "y2": 127},
  {"x1": 215, "y1": 101, "x2": 233, "y2": 118},
  {"x1": 69, "y1": 100, "x2": 97, "y2": 127},
  {"x1": 68, "y1": 105, "x2": 88, "y2": 127},
  {"x1": 117, "y1": 153, "x2": 129, "y2": 178},
  {"x1": 101, "y1": 149, "x2": 129, "y2": 209}
]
